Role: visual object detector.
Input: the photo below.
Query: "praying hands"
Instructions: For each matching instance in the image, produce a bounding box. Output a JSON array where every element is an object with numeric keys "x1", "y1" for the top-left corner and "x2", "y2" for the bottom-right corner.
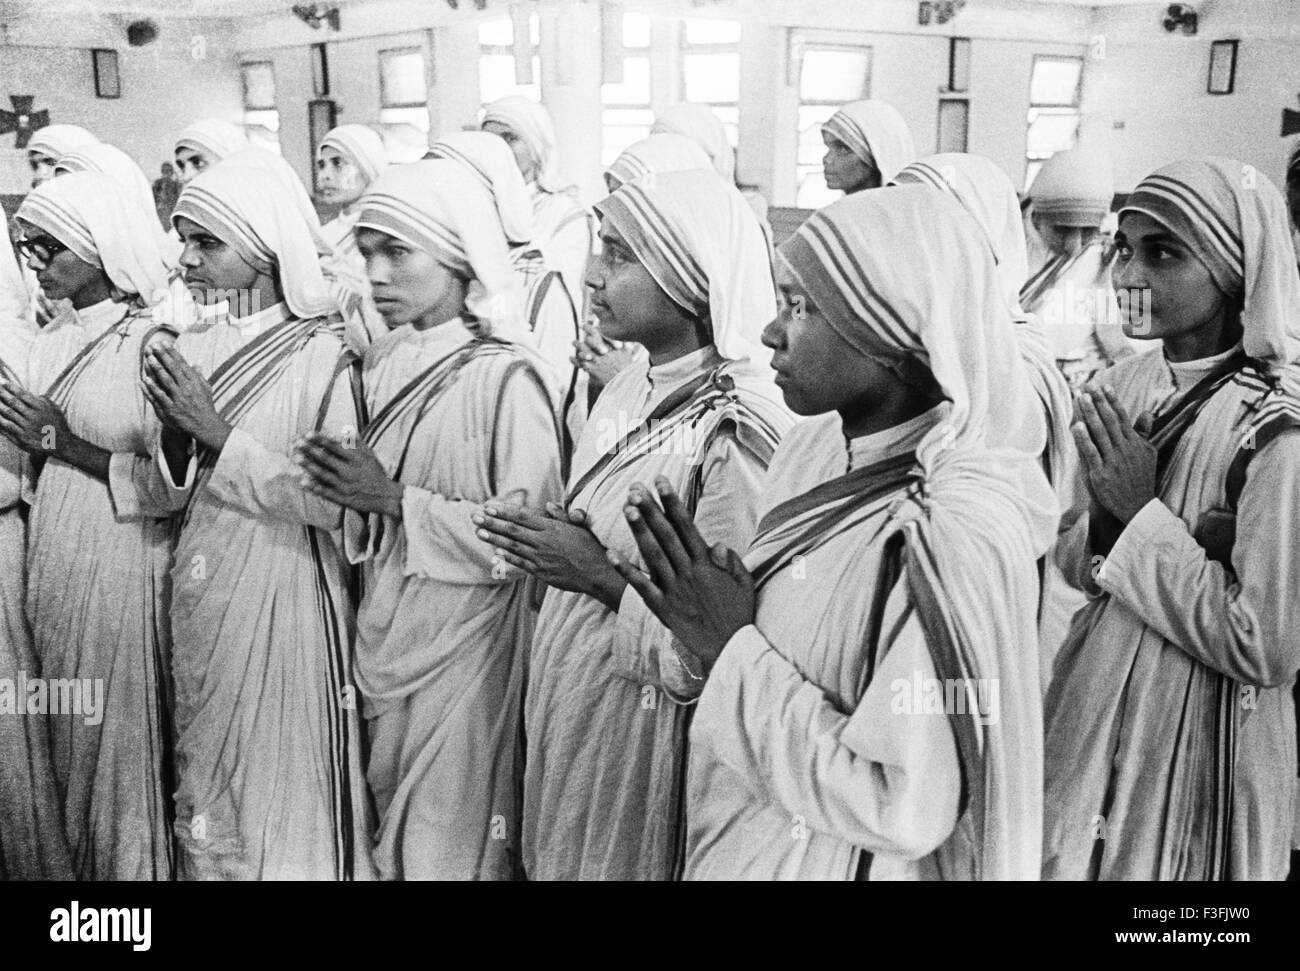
[
  {"x1": 0, "y1": 384, "x2": 70, "y2": 458},
  {"x1": 142, "y1": 343, "x2": 232, "y2": 453},
  {"x1": 606, "y1": 476, "x2": 755, "y2": 676},
  {"x1": 1072, "y1": 385, "x2": 1157, "y2": 525},
  {"x1": 472, "y1": 501, "x2": 626, "y2": 610},
  {"x1": 294, "y1": 431, "x2": 404, "y2": 517}
]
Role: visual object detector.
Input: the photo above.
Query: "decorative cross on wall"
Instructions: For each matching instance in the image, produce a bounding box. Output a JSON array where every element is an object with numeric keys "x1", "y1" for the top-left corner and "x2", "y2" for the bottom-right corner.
[{"x1": 0, "y1": 96, "x2": 50, "y2": 149}]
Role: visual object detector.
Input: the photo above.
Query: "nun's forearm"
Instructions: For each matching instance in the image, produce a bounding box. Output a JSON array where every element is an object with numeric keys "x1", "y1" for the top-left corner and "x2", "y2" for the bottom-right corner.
[{"x1": 53, "y1": 431, "x2": 111, "y2": 484}]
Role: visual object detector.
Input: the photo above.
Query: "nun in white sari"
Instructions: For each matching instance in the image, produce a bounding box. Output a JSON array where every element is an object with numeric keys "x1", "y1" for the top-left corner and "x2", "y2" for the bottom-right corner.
[
  {"x1": 218, "y1": 145, "x2": 371, "y2": 354},
  {"x1": 55, "y1": 141, "x2": 196, "y2": 330},
  {"x1": 604, "y1": 133, "x2": 713, "y2": 192},
  {"x1": 3, "y1": 171, "x2": 174, "y2": 880},
  {"x1": 173, "y1": 119, "x2": 249, "y2": 184},
  {"x1": 892, "y1": 154, "x2": 1077, "y2": 685},
  {"x1": 317, "y1": 125, "x2": 390, "y2": 347},
  {"x1": 136, "y1": 161, "x2": 373, "y2": 880},
  {"x1": 427, "y1": 131, "x2": 577, "y2": 407},
  {"x1": 820, "y1": 99, "x2": 916, "y2": 194},
  {"x1": 482, "y1": 170, "x2": 792, "y2": 880},
  {"x1": 481, "y1": 96, "x2": 595, "y2": 318},
  {"x1": 1044, "y1": 159, "x2": 1300, "y2": 881},
  {"x1": 300, "y1": 161, "x2": 562, "y2": 880},
  {"x1": 643, "y1": 185, "x2": 1055, "y2": 880},
  {"x1": 26, "y1": 124, "x2": 98, "y2": 187},
  {"x1": 0, "y1": 312, "x2": 72, "y2": 880}
]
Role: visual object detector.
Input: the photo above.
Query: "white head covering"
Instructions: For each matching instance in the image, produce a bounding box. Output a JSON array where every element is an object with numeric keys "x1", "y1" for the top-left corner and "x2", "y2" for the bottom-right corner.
[
  {"x1": 1120, "y1": 156, "x2": 1300, "y2": 368},
  {"x1": 0, "y1": 216, "x2": 32, "y2": 325},
  {"x1": 605, "y1": 133, "x2": 714, "y2": 187},
  {"x1": 650, "y1": 104, "x2": 735, "y2": 182},
  {"x1": 26, "y1": 125, "x2": 98, "y2": 161},
  {"x1": 821, "y1": 100, "x2": 916, "y2": 185},
  {"x1": 18, "y1": 171, "x2": 171, "y2": 303},
  {"x1": 594, "y1": 169, "x2": 772, "y2": 362},
  {"x1": 892, "y1": 152, "x2": 1074, "y2": 492},
  {"x1": 893, "y1": 154, "x2": 1030, "y2": 323},
  {"x1": 319, "y1": 124, "x2": 389, "y2": 184},
  {"x1": 481, "y1": 96, "x2": 568, "y2": 194},
  {"x1": 779, "y1": 184, "x2": 1055, "y2": 879},
  {"x1": 426, "y1": 131, "x2": 535, "y2": 246},
  {"x1": 218, "y1": 146, "x2": 332, "y2": 257},
  {"x1": 55, "y1": 142, "x2": 180, "y2": 264},
  {"x1": 174, "y1": 119, "x2": 250, "y2": 162},
  {"x1": 355, "y1": 160, "x2": 522, "y2": 335},
  {"x1": 172, "y1": 163, "x2": 335, "y2": 320},
  {"x1": 1029, "y1": 145, "x2": 1114, "y2": 229}
]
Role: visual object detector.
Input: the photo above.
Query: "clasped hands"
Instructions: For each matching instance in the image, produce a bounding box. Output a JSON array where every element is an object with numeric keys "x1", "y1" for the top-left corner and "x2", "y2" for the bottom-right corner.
[
  {"x1": 1071, "y1": 384, "x2": 1158, "y2": 525},
  {"x1": 472, "y1": 475, "x2": 755, "y2": 676}
]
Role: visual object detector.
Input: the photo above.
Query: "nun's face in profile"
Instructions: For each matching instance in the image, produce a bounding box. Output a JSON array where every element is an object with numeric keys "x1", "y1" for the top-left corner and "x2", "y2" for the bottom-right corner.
[
  {"x1": 174, "y1": 147, "x2": 213, "y2": 185},
  {"x1": 27, "y1": 152, "x2": 58, "y2": 188},
  {"x1": 764, "y1": 259, "x2": 906, "y2": 418},
  {"x1": 356, "y1": 227, "x2": 460, "y2": 329},
  {"x1": 175, "y1": 216, "x2": 260, "y2": 302},
  {"x1": 1113, "y1": 211, "x2": 1230, "y2": 343},
  {"x1": 585, "y1": 219, "x2": 689, "y2": 348},
  {"x1": 316, "y1": 148, "x2": 366, "y2": 206},
  {"x1": 482, "y1": 121, "x2": 539, "y2": 184},
  {"x1": 16, "y1": 219, "x2": 106, "y2": 308},
  {"x1": 821, "y1": 132, "x2": 879, "y2": 193}
]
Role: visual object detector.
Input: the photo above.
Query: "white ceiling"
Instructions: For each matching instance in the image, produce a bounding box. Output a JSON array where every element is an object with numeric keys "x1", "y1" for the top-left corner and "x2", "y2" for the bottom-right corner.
[{"x1": 0, "y1": 0, "x2": 1160, "y2": 20}]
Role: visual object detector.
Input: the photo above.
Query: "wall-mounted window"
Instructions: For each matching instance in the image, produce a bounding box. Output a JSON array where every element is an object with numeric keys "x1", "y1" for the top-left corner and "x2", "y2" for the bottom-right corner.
[
  {"x1": 479, "y1": 15, "x2": 541, "y2": 105},
  {"x1": 1025, "y1": 54, "x2": 1083, "y2": 190},
  {"x1": 679, "y1": 18, "x2": 741, "y2": 147},
  {"x1": 240, "y1": 61, "x2": 281, "y2": 153},
  {"x1": 793, "y1": 40, "x2": 872, "y2": 208},
  {"x1": 379, "y1": 46, "x2": 429, "y2": 162},
  {"x1": 601, "y1": 11, "x2": 653, "y2": 165}
]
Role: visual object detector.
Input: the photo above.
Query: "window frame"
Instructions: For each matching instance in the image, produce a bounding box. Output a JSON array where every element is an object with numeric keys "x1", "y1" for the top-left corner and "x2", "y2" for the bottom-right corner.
[{"x1": 379, "y1": 46, "x2": 428, "y2": 110}]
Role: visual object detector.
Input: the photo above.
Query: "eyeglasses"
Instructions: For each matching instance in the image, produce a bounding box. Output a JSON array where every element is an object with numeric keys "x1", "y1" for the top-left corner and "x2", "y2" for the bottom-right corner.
[{"x1": 16, "y1": 235, "x2": 70, "y2": 264}]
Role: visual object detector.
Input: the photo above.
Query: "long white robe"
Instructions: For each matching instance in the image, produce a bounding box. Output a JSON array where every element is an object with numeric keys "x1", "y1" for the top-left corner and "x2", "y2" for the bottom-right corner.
[
  {"x1": 0, "y1": 319, "x2": 73, "y2": 880},
  {"x1": 347, "y1": 319, "x2": 561, "y2": 880},
  {"x1": 532, "y1": 189, "x2": 593, "y2": 322},
  {"x1": 524, "y1": 345, "x2": 792, "y2": 880},
  {"x1": 23, "y1": 298, "x2": 175, "y2": 880},
  {"x1": 1045, "y1": 348, "x2": 1300, "y2": 880},
  {"x1": 124, "y1": 299, "x2": 374, "y2": 880},
  {"x1": 684, "y1": 410, "x2": 963, "y2": 880}
]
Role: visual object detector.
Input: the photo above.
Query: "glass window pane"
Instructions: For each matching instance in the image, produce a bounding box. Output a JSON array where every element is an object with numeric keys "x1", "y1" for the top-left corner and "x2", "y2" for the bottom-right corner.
[
  {"x1": 380, "y1": 48, "x2": 426, "y2": 107},
  {"x1": 799, "y1": 48, "x2": 871, "y2": 103},
  {"x1": 1025, "y1": 108, "x2": 1079, "y2": 157},
  {"x1": 480, "y1": 54, "x2": 540, "y2": 104},
  {"x1": 685, "y1": 19, "x2": 740, "y2": 45},
  {"x1": 241, "y1": 62, "x2": 276, "y2": 111},
  {"x1": 378, "y1": 106, "x2": 430, "y2": 164},
  {"x1": 623, "y1": 12, "x2": 651, "y2": 48},
  {"x1": 602, "y1": 56, "x2": 650, "y2": 106},
  {"x1": 683, "y1": 52, "x2": 739, "y2": 104},
  {"x1": 797, "y1": 104, "x2": 838, "y2": 167},
  {"x1": 478, "y1": 18, "x2": 513, "y2": 47},
  {"x1": 1030, "y1": 56, "x2": 1082, "y2": 106}
]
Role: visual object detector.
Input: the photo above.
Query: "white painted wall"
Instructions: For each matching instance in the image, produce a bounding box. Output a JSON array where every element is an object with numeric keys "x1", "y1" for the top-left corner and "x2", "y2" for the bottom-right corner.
[
  {"x1": 1087, "y1": 0, "x2": 1300, "y2": 191},
  {"x1": 0, "y1": 13, "x2": 243, "y2": 192},
  {"x1": 6, "y1": 0, "x2": 1300, "y2": 209}
]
